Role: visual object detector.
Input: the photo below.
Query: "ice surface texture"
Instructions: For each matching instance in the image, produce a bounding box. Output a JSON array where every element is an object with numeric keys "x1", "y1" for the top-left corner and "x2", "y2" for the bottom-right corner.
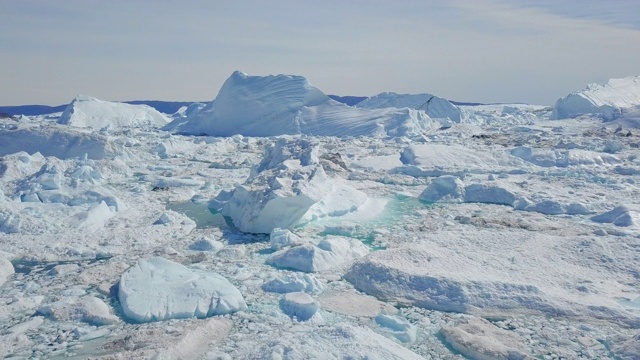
[{"x1": 118, "y1": 257, "x2": 247, "y2": 323}]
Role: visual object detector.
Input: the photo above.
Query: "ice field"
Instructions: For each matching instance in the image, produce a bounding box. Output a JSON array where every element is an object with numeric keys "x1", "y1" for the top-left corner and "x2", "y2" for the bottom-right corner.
[{"x1": 0, "y1": 72, "x2": 639, "y2": 359}]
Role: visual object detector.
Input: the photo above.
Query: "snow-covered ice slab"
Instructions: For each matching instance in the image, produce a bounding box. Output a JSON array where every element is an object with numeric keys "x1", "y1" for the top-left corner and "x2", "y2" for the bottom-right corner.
[
  {"x1": 37, "y1": 296, "x2": 118, "y2": 326},
  {"x1": 213, "y1": 138, "x2": 368, "y2": 233},
  {"x1": 279, "y1": 292, "x2": 319, "y2": 321},
  {"x1": 394, "y1": 143, "x2": 526, "y2": 177},
  {"x1": 59, "y1": 95, "x2": 170, "y2": 129},
  {"x1": 164, "y1": 71, "x2": 437, "y2": 138},
  {"x1": 118, "y1": 257, "x2": 247, "y2": 323},
  {"x1": 553, "y1": 76, "x2": 640, "y2": 120},
  {"x1": 0, "y1": 120, "x2": 116, "y2": 160},
  {"x1": 345, "y1": 245, "x2": 559, "y2": 314},
  {"x1": 440, "y1": 316, "x2": 530, "y2": 360},
  {"x1": 267, "y1": 236, "x2": 368, "y2": 273},
  {"x1": 248, "y1": 323, "x2": 425, "y2": 359}
]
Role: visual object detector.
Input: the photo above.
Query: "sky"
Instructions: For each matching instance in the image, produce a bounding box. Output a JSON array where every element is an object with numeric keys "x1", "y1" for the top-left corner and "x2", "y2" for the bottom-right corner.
[{"x1": 1, "y1": 0, "x2": 640, "y2": 106}]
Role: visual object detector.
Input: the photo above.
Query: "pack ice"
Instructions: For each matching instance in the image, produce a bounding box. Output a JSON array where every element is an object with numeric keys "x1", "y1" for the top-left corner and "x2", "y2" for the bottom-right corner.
[{"x1": 1, "y1": 73, "x2": 640, "y2": 359}]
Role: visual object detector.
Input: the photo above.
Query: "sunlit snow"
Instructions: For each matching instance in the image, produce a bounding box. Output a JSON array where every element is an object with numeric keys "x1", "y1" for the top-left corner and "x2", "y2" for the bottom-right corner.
[{"x1": 0, "y1": 71, "x2": 639, "y2": 359}]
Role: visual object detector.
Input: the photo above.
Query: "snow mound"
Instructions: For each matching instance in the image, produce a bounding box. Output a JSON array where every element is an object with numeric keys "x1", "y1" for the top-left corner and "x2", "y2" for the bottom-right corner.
[
  {"x1": 267, "y1": 236, "x2": 369, "y2": 273},
  {"x1": 553, "y1": 76, "x2": 640, "y2": 120},
  {"x1": 279, "y1": 292, "x2": 319, "y2": 321},
  {"x1": 345, "y1": 245, "x2": 557, "y2": 314},
  {"x1": 356, "y1": 91, "x2": 464, "y2": 123},
  {"x1": 59, "y1": 95, "x2": 170, "y2": 129},
  {"x1": 440, "y1": 317, "x2": 529, "y2": 360},
  {"x1": 118, "y1": 257, "x2": 247, "y2": 323},
  {"x1": 212, "y1": 139, "x2": 368, "y2": 233},
  {"x1": 164, "y1": 71, "x2": 437, "y2": 138}
]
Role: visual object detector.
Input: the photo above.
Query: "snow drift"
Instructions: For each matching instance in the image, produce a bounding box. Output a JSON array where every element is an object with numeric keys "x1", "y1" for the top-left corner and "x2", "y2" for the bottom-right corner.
[
  {"x1": 164, "y1": 71, "x2": 436, "y2": 137},
  {"x1": 553, "y1": 76, "x2": 640, "y2": 120},
  {"x1": 59, "y1": 95, "x2": 170, "y2": 129}
]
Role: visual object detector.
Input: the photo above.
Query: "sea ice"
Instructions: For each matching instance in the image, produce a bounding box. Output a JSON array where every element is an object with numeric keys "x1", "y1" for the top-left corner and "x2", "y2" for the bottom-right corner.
[
  {"x1": 440, "y1": 316, "x2": 529, "y2": 360},
  {"x1": 279, "y1": 292, "x2": 319, "y2": 321},
  {"x1": 267, "y1": 236, "x2": 369, "y2": 273},
  {"x1": 118, "y1": 257, "x2": 247, "y2": 323},
  {"x1": 0, "y1": 258, "x2": 14, "y2": 286},
  {"x1": 213, "y1": 138, "x2": 367, "y2": 233}
]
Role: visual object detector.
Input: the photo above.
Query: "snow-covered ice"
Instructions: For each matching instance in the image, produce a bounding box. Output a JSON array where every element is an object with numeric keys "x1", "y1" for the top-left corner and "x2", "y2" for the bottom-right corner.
[
  {"x1": 1, "y1": 72, "x2": 640, "y2": 359},
  {"x1": 59, "y1": 95, "x2": 170, "y2": 129},
  {"x1": 118, "y1": 257, "x2": 247, "y2": 322}
]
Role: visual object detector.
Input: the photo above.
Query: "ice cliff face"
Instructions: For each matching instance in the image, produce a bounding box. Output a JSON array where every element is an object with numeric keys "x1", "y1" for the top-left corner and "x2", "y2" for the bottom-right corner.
[
  {"x1": 356, "y1": 92, "x2": 464, "y2": 123},
  {"x1": 553, "y1": 76, "x2": 640, "y2": 120},
  {"x1": 59, "y1": 95, "x2": 170, "y2": 129},
  {"x1": 164, "y1": 71, "x2": 437, "y2": 137}
]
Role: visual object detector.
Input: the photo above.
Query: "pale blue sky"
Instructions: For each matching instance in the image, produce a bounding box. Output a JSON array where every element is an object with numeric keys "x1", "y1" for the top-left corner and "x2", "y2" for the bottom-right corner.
[{"x1": 1, "y1": 0, "x2": 639, "y2": 105}]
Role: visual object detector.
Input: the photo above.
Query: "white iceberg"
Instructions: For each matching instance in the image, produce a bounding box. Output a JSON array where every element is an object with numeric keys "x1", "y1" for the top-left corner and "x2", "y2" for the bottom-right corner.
[
  {"x1": 59, "y1": 95, "x2": 170, "y2": 129},
  {"x1": 118, "y1": 257, "x2": 247, "y2": 323}
]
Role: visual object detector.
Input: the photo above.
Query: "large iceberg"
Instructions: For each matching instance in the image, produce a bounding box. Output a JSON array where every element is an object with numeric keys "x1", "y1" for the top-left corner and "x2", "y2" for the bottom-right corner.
[
  {"x1": 164, "y1": 71, "x2": 436, "y2": 137},
  {"x1": 356, "y1": 91, "x2": 464, "y2": 123},
  {"x1": 118, "y1": 257, "x2": 247, "y2": 323},
  {"x1": 553, "y1": 76, "x2": 640, "y2": 120},
  {"x1": 211, "y1": 138, "x2": 368, "y2": 234},
  {"x1": 59, "y1": 95, "x2": 170, "y2": 129}
]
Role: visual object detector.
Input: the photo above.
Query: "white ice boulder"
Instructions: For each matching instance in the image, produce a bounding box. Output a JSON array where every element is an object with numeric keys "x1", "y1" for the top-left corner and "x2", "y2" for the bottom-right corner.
[
  {"x1": 553, "y1": 76, "x2": 640, "y2": 120},
  {"x1": 118, "y1": 257, "x2": 247, "y2": 323},
  {"x1": 375, "y1": 313, "x2": 417, "y2": 343},
  {"x1": 262, "y1": 273, "x2": 323, "y2": 294},
  {"x1": 37, "y1": 296, "x2": 118, "y2": 326},
  {"x1": 164, "y1": 71, "x2": 435, "y2": 138},
  {"x1": 356, "y1": 91, "x2": 464, "y2": 123},
  {"x1": 463, "y1": 183, "x2": 517, "y2": 206},
  {"x1": 269, "y1": 228, "x2": 306, "y2": 250},
  {"x1": 268, "y1": 236, "x2": 369, "y2": 273},
  {"x1": 279, "y1": 292, "x2": 319, "y2": 321},
  {"x1": 419, "y1": 175, "x2": 465, "y2": 202},
  {"x1": 59, "y1": 95, "x2": 170, "y2": 129},
  {"x1": 213, "y1": 139, "x2": 368, "y2": 233},
  {"x1": 440, "y1": 317, "x2": 529, "y2": 360},
  {"x1": 591, "y1": 205, "x2": 640, "y2": 227},
  {"x1": 188, "y1": 236, "x2": 224, "y2": 252},
  {"x1": 0, "y1": 258, "x2": 14, "y2": 286}
]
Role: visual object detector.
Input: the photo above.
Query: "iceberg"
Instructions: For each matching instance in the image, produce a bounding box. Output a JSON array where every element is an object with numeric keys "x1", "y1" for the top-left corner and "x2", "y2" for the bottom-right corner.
[
  {"x1": 118, "y1": 257, "x2": 247, "y2": 323},
  {"x1": 356, "y1": 91, "x2": 464, "y2": 123},
  {"x1": 164, "y1": 71, "x2": 436, "y2": 138},
  {"x1": 553, "y1": 76, "x2": 640, "y2": 120},
  {"x1": 59, "y1": 95, "x2": 170, "y2": 129}
]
